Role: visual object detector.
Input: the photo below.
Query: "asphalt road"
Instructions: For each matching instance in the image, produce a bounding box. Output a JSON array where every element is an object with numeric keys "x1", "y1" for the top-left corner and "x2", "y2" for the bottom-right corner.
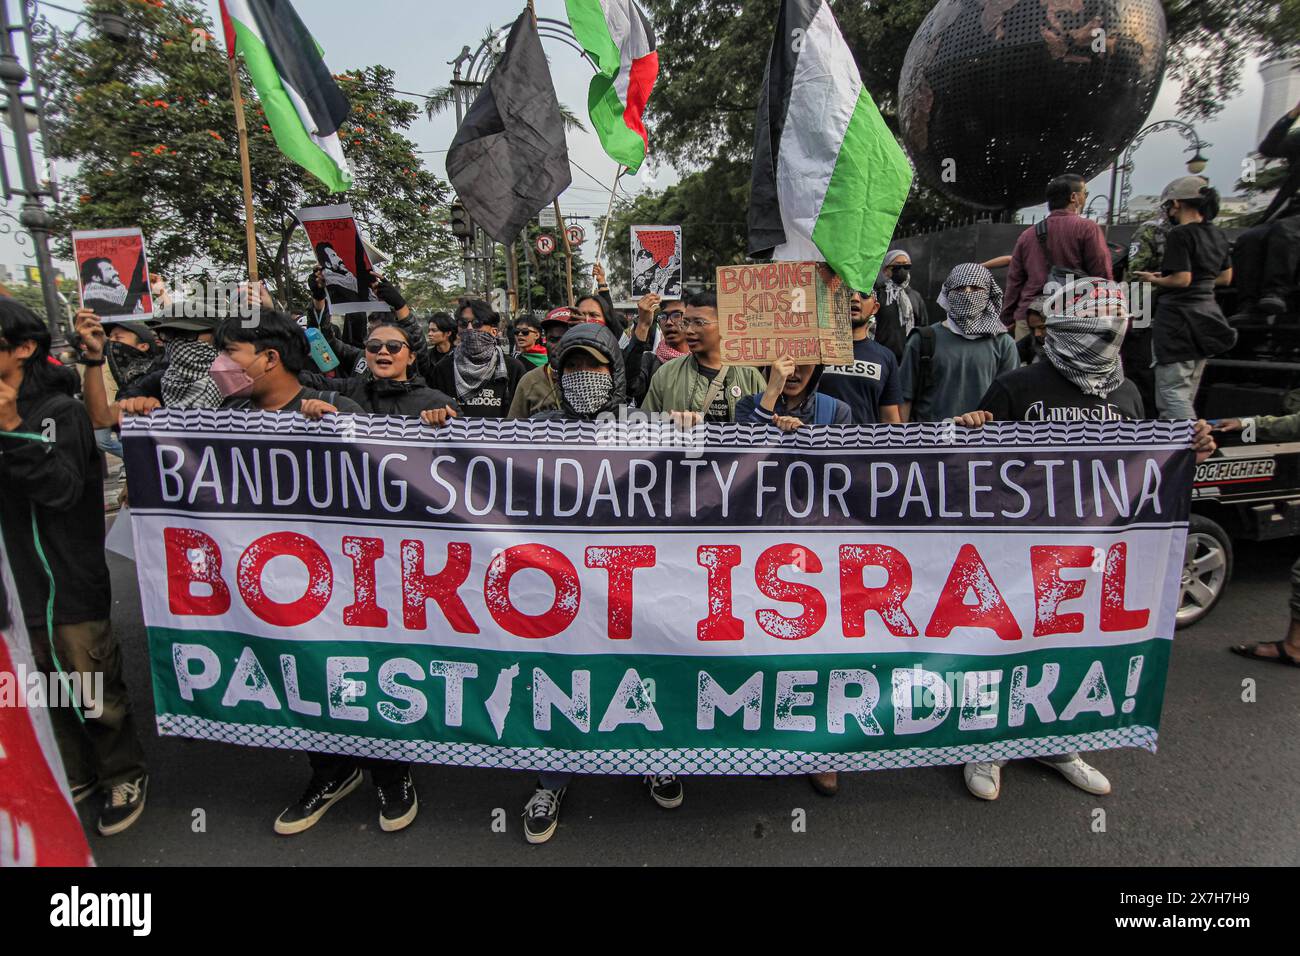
[{"x1": 81, "y1": 532, "x2": 1300, "y2": 867}]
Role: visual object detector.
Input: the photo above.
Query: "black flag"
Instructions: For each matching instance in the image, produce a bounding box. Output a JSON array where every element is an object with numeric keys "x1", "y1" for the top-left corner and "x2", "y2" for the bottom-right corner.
[{"x1": 447, "y1": 10, "x2": 572, "y2": 244}]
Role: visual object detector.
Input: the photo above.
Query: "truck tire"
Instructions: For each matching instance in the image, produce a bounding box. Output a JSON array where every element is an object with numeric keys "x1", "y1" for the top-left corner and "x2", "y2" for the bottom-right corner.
[{"x1": 1177, "y1": 515, "x2": 1233, "y2": 629}]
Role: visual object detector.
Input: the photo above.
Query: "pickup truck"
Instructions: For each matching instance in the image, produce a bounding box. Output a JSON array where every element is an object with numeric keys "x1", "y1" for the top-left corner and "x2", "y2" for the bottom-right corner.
[{"x1": 1181, "y1": 312, "x2": 1300, "y2": 628}]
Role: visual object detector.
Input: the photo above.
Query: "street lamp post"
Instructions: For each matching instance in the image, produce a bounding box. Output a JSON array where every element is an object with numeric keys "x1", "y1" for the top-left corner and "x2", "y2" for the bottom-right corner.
[
  {"x1": 0, "y1": 0, "x2": 63, "y2": 342},
  {"x1": 1107, "y1": 119, "x2": 1212, "y2": 226}
]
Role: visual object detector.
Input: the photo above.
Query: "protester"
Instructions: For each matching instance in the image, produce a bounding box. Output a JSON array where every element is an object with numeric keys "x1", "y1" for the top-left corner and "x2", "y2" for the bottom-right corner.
[
  {"x1": 1230, "y1": 97, "x2": 1300, "y2": 317},
  {"x1": 512, "y1": 314, "x2": 549, "y2": 368},
  {"x1": 427, "y1": 311, "x2": 457, "y2": 358},
  {"x1": 900, "y1": 264, "x2": 1017, "y2": 422},
  {"x1": 627, "y1": 295, "x2": 688, "y2": 407},
  {"x1": 106, "y1": 303, "x2": 227, "y2": 420},
  {"x1": 508, "y1": 308, "x2": 571, "y2": 418},
  {"x1": 521, "y1": 322, "x2": 683, "y2": 843},
  {"x1": 873, "y1": 249, "x2": 929, "y2": 361},
  {"x1": 819, "y1": 289, "x2": 903, "y2": 424},
  {"x1": 429, "y1": 299, "x2": 525, "y2": 417},
  {"x1": 0, "y1": 299, "x2": 149, "y2": 835},
  {"x1": 573, "y1": 290, "x2": 627, "y2": 341},
  {"x1": 197, "y1": 310, "x2": 433, "y2": 834},
  {"x1": 952, "y1": 278, "x2": 1216, "y2": 799},
  {"x1": 641, "y1": 292, "x2": 766, "y2": 424},
  {"x1": 299, "y1": 314, "x2": 460, "y2": 426},
  {"x1": 1132, "y1": 179, "x2": 1236, "y2": 420},
  {"x1": 1001, "y1": 174, "x2": 1113, "y2": 337},
  {"x1": 1017, "y1": 296, "x2": 1048, "y2": 367},
  {"x1": 1218, "y1": 410, "x2": 1300, "y2": 667},
  {"x1": 72, "y1": 310, "x2": 161, "y2": 456},
  {"x1": 737, "y1": 354, "x2": 852, "y2": 429}
]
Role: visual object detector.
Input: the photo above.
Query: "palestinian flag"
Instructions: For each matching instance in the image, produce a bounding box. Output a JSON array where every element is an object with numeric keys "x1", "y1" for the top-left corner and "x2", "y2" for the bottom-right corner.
[
  {"x1": 748, "y1": 0, "x2": 912, "y2": 291},
  {"x1": 219, "y1": 0, "x2": 352, "y2": 193},
  {"x1": 565, "y1": 0, "x2": 658, "y2": 174}
]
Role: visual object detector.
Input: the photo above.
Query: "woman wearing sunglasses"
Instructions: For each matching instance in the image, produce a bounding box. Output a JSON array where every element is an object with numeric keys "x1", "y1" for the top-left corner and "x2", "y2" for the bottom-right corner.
[{"x1": 300, "y1": 316, "x2": 460, "y2": 428}]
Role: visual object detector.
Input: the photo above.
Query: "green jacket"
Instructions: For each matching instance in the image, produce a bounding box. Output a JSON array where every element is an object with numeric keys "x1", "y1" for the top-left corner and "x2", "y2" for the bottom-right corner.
[
  {"x1": 641, "y1": 354, "x2": 767, "y2": 420},
  {"x1": 507, "y1": 363, "x2": 559, "y2": 419},
  {"x1": 1251, "y1": 412, "x2": 1300, "y2": 443},
  {"x1": 1124, "y1": 218, "x2": 1170, "y2": 281}
]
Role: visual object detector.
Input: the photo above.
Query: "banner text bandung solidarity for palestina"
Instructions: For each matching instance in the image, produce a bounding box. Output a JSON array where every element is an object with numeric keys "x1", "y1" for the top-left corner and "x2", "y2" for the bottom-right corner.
[{"x1": 120, "y1": 413, "x2": 1193, "y2": 775}]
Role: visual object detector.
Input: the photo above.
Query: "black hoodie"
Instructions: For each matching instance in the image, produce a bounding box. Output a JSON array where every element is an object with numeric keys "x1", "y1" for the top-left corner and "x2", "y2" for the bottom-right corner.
[
  {"x1": 0, "y1": 373, "x2": 110, "y2": 628},
  {"x1": 298, "y1": 369, "x2": 460, "y2": 417},
  {"x1": 531, "y1": 323, "x2": 629, "y2": 421}
]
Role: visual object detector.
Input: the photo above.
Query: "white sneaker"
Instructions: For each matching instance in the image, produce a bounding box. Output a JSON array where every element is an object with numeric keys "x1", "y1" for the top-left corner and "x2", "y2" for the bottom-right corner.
[
  {"x1": 963, "y1": 761, "x2": 1001, "y2": 800},
  {"x1": 1036, "y1": 755, "x2": 1111, "y2": 795}
]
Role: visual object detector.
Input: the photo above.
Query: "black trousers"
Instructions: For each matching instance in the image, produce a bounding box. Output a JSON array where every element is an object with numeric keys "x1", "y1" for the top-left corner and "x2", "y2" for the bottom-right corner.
[
  {"x1": 1233, "y1": 212, "x2": 1300, "y2": 305},
  {"x1": 308, "y1": 752, "x2": 408, "y2": 788}
]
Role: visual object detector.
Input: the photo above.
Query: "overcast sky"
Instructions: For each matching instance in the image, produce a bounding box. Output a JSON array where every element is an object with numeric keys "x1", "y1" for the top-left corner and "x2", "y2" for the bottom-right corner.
[{"x1": 0, "y1": 0, "x2": 1276, "y2": 280}]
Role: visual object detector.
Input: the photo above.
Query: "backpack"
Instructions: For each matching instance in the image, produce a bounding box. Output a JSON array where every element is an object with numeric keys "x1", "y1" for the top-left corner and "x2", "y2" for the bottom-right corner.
[
  {"x1": 1035, "y1": 218, "x2": 1077, "y2": 297},
  {"x1": 907, "y1": 325, "x2": 939, "y2": 402},
  {"x1": 811, "y1": 393, "x2": 840, "y2": 426}
]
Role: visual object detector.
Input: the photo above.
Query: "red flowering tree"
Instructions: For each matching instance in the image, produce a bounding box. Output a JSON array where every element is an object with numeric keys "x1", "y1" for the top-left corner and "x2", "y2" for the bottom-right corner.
[{"x1": 43, "y1": 0, "x2": 460, "y2": 305}]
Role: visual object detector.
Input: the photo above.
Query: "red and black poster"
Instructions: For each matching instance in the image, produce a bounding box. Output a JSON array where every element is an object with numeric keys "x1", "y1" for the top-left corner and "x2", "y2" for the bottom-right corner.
[
  {"x1": 71, "y1": 227, "x2": 153, "y2": 317},
  {"x1": 296, "y1": 203, "x2": 386, "y2": 315}
]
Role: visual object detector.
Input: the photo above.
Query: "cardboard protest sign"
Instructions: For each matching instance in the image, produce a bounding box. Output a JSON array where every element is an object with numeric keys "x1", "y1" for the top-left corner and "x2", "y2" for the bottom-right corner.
[
  {"x1": 296, "y1": 204, "x2": 387, "y2": 315},
  {"x1": 0, "y1": 533, "x2": 93, "y2": 866},
  {"x1": 716, "y1": 261, "x2": 853, "y2": 366},
  {"x1": 631, "y1": 225, "x2": 683, "y2": 298},
  {"x1": 71, "y1": 228, "x2": 152, "y2": 317}
]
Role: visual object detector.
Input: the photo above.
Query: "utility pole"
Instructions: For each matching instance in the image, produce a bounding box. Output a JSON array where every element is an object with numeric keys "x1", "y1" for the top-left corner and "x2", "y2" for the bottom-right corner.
[{"x1": 0, "y1": 0, "x2": 64, "y2": 344}]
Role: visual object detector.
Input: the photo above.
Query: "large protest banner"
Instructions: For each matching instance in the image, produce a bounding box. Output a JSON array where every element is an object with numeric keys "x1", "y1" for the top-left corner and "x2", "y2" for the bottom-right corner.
[{"x1": 122, "y1": 412, "x2": 1192, "y2": 775}]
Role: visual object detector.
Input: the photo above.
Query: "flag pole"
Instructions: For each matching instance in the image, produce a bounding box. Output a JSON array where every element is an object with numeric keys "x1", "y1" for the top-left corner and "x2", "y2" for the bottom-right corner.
[
  {"x1": 227, "y1": 54, "x2": 260, "y2": 282},
  {"x1": 595, "y1": 164, "x2": 625, "y2": 263},
  {"x1": 526, "y1": 0, "x2": 575, "y2": 306}
]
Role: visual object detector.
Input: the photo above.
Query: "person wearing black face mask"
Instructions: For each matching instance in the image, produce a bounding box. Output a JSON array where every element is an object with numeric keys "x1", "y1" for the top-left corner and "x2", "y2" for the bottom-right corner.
[
  {"x1": 872, "y1": 250, "x2": 929, "y2": 362},
  {"x1": 1017, "y1": 298, "x2": 1049, "y2": 366}
]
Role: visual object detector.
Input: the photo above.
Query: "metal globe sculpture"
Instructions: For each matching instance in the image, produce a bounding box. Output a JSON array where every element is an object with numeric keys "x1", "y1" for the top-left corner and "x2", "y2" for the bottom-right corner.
[{"x1": 898, "y1": 0, "x2": 1168, "y2": 211}]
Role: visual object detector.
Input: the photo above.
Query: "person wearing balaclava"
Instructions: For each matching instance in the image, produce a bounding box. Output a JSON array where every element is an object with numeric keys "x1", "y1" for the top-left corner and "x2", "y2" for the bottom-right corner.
[
  {"x1": 429, "y1": 299, "x2": 525, "y2": 418},
  {"x1": 872, "y1": 250, "x2": 929, "y2": 362},
  {"x1": 899, "y1": 263, "x2": 1017, "y2": 422},
  {"x1": 949, "y1": 276, "x2": 1217, "y2": 803},
  {"x1": 521, "y1": 323, "x2": 684, "y2": 844}
]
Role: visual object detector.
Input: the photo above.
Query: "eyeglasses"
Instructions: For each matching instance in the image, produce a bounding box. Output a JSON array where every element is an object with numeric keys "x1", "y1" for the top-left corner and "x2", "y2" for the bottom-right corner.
[
  {"x1": 657, "y1": 310, "x2": 686, "y2": 325},
  {"x1": 514, "y1": 327, "x2": 539, "y2": 336},
  {"x1": 457, "y1": 319, "x2": 497, "y2": 330},
  {"x1": 365, "y1": 339, "x2": 409, "y2": 355},
  {"x1": 680, "y1": 318, "x2": 716, "y2": 330}
]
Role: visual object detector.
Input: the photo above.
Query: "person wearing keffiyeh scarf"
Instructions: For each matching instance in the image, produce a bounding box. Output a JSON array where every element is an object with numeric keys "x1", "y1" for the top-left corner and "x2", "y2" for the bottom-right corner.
[
  {"x1": 160, "y1": 337, "x2": 223, "y2": 409},
  {"x1": 1040, "y1": 278, "x2": 1129, "y2": 397},
  {"x1": 938, "y1": 263, "x2": 1006, "y2": 338}
]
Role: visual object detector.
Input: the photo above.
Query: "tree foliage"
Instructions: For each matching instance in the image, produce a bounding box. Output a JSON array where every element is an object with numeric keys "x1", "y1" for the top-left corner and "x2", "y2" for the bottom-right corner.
[
  {"x1": 41, "y1": 0, "x2": 459, "y2": 307},
  {"x1": 627, "y1": 0, "x2": 1290, "y2": 275}
]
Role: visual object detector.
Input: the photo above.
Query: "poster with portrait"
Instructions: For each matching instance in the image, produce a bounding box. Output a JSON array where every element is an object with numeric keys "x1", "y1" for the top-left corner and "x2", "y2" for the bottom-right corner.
[
  {"x1": 296, "y1": 204, "x2": 386, "y2": 315},
  {"x1": 71, "y1": 227, "x2": 152, "y2": 317},
  {"x1": 630, "y1": 225, "x2": 683, "y2": 298}
]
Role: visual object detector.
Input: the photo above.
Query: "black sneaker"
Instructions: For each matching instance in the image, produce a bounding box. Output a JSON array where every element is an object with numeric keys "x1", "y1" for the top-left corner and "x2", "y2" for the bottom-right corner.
[
  {"x1": 523, "y1": 786, "x2": 565, "y2": 844},
  {"x1": 1259, "y1": 295, "x2": 1287, "y2": 315},
  {"x1": 377, "y1": 771, "x2": 418, "y2": 833},
  {"x1": 273, "y1": 766, "x2": 362, "y2": 835},
  {"x1": 97, "y1": 775, "x2": 147, "y2": 836},
  {"x1": 71, "y1": 777, "x2": 99, "y2": 805},
  {"x1": 644, "y1": 774, "x2": 684, "y2": 809}
]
